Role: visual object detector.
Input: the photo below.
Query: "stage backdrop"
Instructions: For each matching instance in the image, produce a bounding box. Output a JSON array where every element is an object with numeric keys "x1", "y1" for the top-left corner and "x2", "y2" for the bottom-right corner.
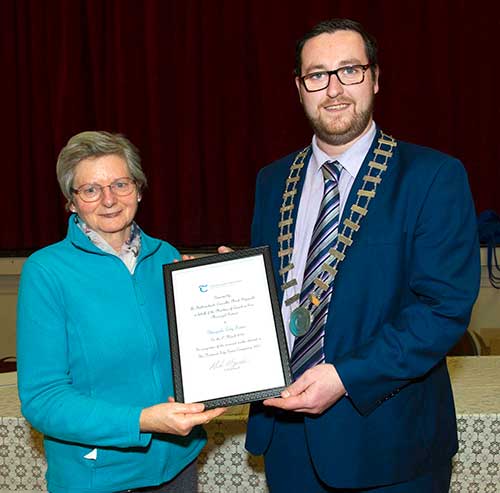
[{"x1": 1, "y1": 0, "x2": 498, "y2": 251}]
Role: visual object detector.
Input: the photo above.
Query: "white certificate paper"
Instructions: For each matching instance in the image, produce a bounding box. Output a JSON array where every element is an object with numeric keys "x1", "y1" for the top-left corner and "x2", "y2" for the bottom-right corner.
[{"x1": 163, "y1": 247, "x2": 291, "y2": 407}]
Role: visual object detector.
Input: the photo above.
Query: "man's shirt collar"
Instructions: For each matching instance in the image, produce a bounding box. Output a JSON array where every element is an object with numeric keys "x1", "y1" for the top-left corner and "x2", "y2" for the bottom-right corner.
[{"x1": 311, "y1": 121, "x2": 377, "y2": 177}]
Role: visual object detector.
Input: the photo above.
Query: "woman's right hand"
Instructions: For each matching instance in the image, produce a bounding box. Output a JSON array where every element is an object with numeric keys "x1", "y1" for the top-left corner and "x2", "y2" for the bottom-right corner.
[{"x1": 139, "y1": 399, "x2": 226, "y2": 436}]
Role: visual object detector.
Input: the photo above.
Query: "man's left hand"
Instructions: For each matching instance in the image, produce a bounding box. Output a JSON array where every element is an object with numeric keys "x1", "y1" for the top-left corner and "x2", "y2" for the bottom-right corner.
[{"x1": 263, "y1": 363, "x2": 346, "y2": 414}]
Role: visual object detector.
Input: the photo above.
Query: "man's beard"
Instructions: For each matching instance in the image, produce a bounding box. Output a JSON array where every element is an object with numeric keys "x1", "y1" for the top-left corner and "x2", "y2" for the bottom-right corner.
[{"x1": 305, "y1": 97, "x2": 375, "y2": 147}]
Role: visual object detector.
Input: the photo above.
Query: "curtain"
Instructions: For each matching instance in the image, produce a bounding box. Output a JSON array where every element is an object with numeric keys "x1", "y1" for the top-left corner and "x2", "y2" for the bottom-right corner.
[{"x1": 1, "y1": 0, "x2": 498, "y2": 251}]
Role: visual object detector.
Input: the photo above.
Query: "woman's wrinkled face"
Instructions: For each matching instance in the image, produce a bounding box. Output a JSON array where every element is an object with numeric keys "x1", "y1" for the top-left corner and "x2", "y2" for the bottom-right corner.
[{"x1": 70, "y1": 154, "x2": 140, "y2": 249}]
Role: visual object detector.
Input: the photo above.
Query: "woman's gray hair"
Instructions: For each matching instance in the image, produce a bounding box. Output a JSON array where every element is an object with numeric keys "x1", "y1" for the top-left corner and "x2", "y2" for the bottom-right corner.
[{"x1": 56, "y1": 131, "x2": 147, "y2": 209}]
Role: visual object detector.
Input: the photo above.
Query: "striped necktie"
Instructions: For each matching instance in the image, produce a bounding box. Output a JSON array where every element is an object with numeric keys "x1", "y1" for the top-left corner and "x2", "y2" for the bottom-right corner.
[{"x1": 291, "y1": 160, "x2": 341, "y2": 378}]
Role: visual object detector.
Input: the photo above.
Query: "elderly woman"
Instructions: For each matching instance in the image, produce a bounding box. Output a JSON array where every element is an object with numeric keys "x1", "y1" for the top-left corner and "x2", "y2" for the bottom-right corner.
[{"x1": 16, "y1": 131, "x2": 224, "y2": 493}]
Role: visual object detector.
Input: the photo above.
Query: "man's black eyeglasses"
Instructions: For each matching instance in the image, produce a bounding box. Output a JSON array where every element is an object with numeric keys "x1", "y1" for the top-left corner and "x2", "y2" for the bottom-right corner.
[{"x1": 299, "y1": 64, "x2": 372, "y2": 92}]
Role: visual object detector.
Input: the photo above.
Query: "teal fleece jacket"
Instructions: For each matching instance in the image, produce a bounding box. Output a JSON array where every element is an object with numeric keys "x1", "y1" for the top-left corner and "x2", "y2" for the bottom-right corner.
[{"x1": 16, "y1": 215, "x2": 206, "y2": 493}]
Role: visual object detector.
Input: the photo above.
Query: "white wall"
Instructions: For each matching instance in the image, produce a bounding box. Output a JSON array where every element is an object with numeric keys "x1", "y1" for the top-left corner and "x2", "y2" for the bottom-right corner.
[
  {"x1": 1, "y1": 250, "x2": 500, "y2": 359},
  {"x1": 0, "y1": 258, "x2": 24, "y2": 359}
]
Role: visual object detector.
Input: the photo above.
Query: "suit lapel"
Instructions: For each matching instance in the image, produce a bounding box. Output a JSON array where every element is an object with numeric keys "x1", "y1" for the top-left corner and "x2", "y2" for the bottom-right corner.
[
  {"x1": 290, "y1": 147, "x2": 313, "y2": 241},
  {"x1": 270, "y1": 147, "x2": 312, "y2": 306},
  {"x1": 340, "y1": 128, "x2": 399, "y2": 226}
]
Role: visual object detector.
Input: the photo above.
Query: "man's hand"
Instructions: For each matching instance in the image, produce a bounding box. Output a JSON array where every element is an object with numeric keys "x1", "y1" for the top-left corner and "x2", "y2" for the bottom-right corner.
[
  {"x1": 218, "y1": 245, "x2": 233, "y2": 254},
  {"x1": 263, "y1": 364, "x2": 346, "y2": 414}
]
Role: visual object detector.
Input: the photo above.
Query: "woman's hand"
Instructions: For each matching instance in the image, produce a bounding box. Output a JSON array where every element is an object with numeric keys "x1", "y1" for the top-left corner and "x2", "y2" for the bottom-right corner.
[
  {"x1": 139, "y1": 398, "x2": 226, "y2": 436},
  {"x1": 173, "y1": 254, "x2": 195, "y2": 263}
]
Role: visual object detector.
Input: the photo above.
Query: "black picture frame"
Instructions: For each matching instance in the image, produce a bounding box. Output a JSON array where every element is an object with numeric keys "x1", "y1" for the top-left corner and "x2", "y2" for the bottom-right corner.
[{"x1": 163, "y1": 246, "x2": 292, "y2": 409}]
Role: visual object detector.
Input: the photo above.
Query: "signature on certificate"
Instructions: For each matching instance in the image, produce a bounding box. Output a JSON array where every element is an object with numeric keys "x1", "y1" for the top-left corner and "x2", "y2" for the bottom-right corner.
[{"x1": 209, "y1": 358, "x2": 248, "y2": 371}]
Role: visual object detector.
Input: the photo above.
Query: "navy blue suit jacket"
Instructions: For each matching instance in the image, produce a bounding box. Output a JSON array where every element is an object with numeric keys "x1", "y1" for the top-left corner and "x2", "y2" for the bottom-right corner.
[{"x1": 245, "y1": 130, "x2": 480, "y2": 489}]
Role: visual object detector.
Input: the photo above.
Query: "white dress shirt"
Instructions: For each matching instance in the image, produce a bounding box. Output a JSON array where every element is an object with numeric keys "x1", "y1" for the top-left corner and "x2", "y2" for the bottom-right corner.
[{"x1": 282, "y1": 122, "x2": 377, "y2": 354}]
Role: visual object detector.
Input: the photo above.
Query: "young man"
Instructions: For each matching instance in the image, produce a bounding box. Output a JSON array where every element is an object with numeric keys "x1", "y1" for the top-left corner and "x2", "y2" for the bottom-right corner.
[{"x1": 245, "y1": 18, "x2": 480, "y2": 492}]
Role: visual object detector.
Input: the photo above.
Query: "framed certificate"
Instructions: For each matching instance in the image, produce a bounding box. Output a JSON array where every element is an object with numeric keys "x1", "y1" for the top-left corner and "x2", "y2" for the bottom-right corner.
[{"x1": 163, "y1": 246, "x2": 292, "y2": 409}]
